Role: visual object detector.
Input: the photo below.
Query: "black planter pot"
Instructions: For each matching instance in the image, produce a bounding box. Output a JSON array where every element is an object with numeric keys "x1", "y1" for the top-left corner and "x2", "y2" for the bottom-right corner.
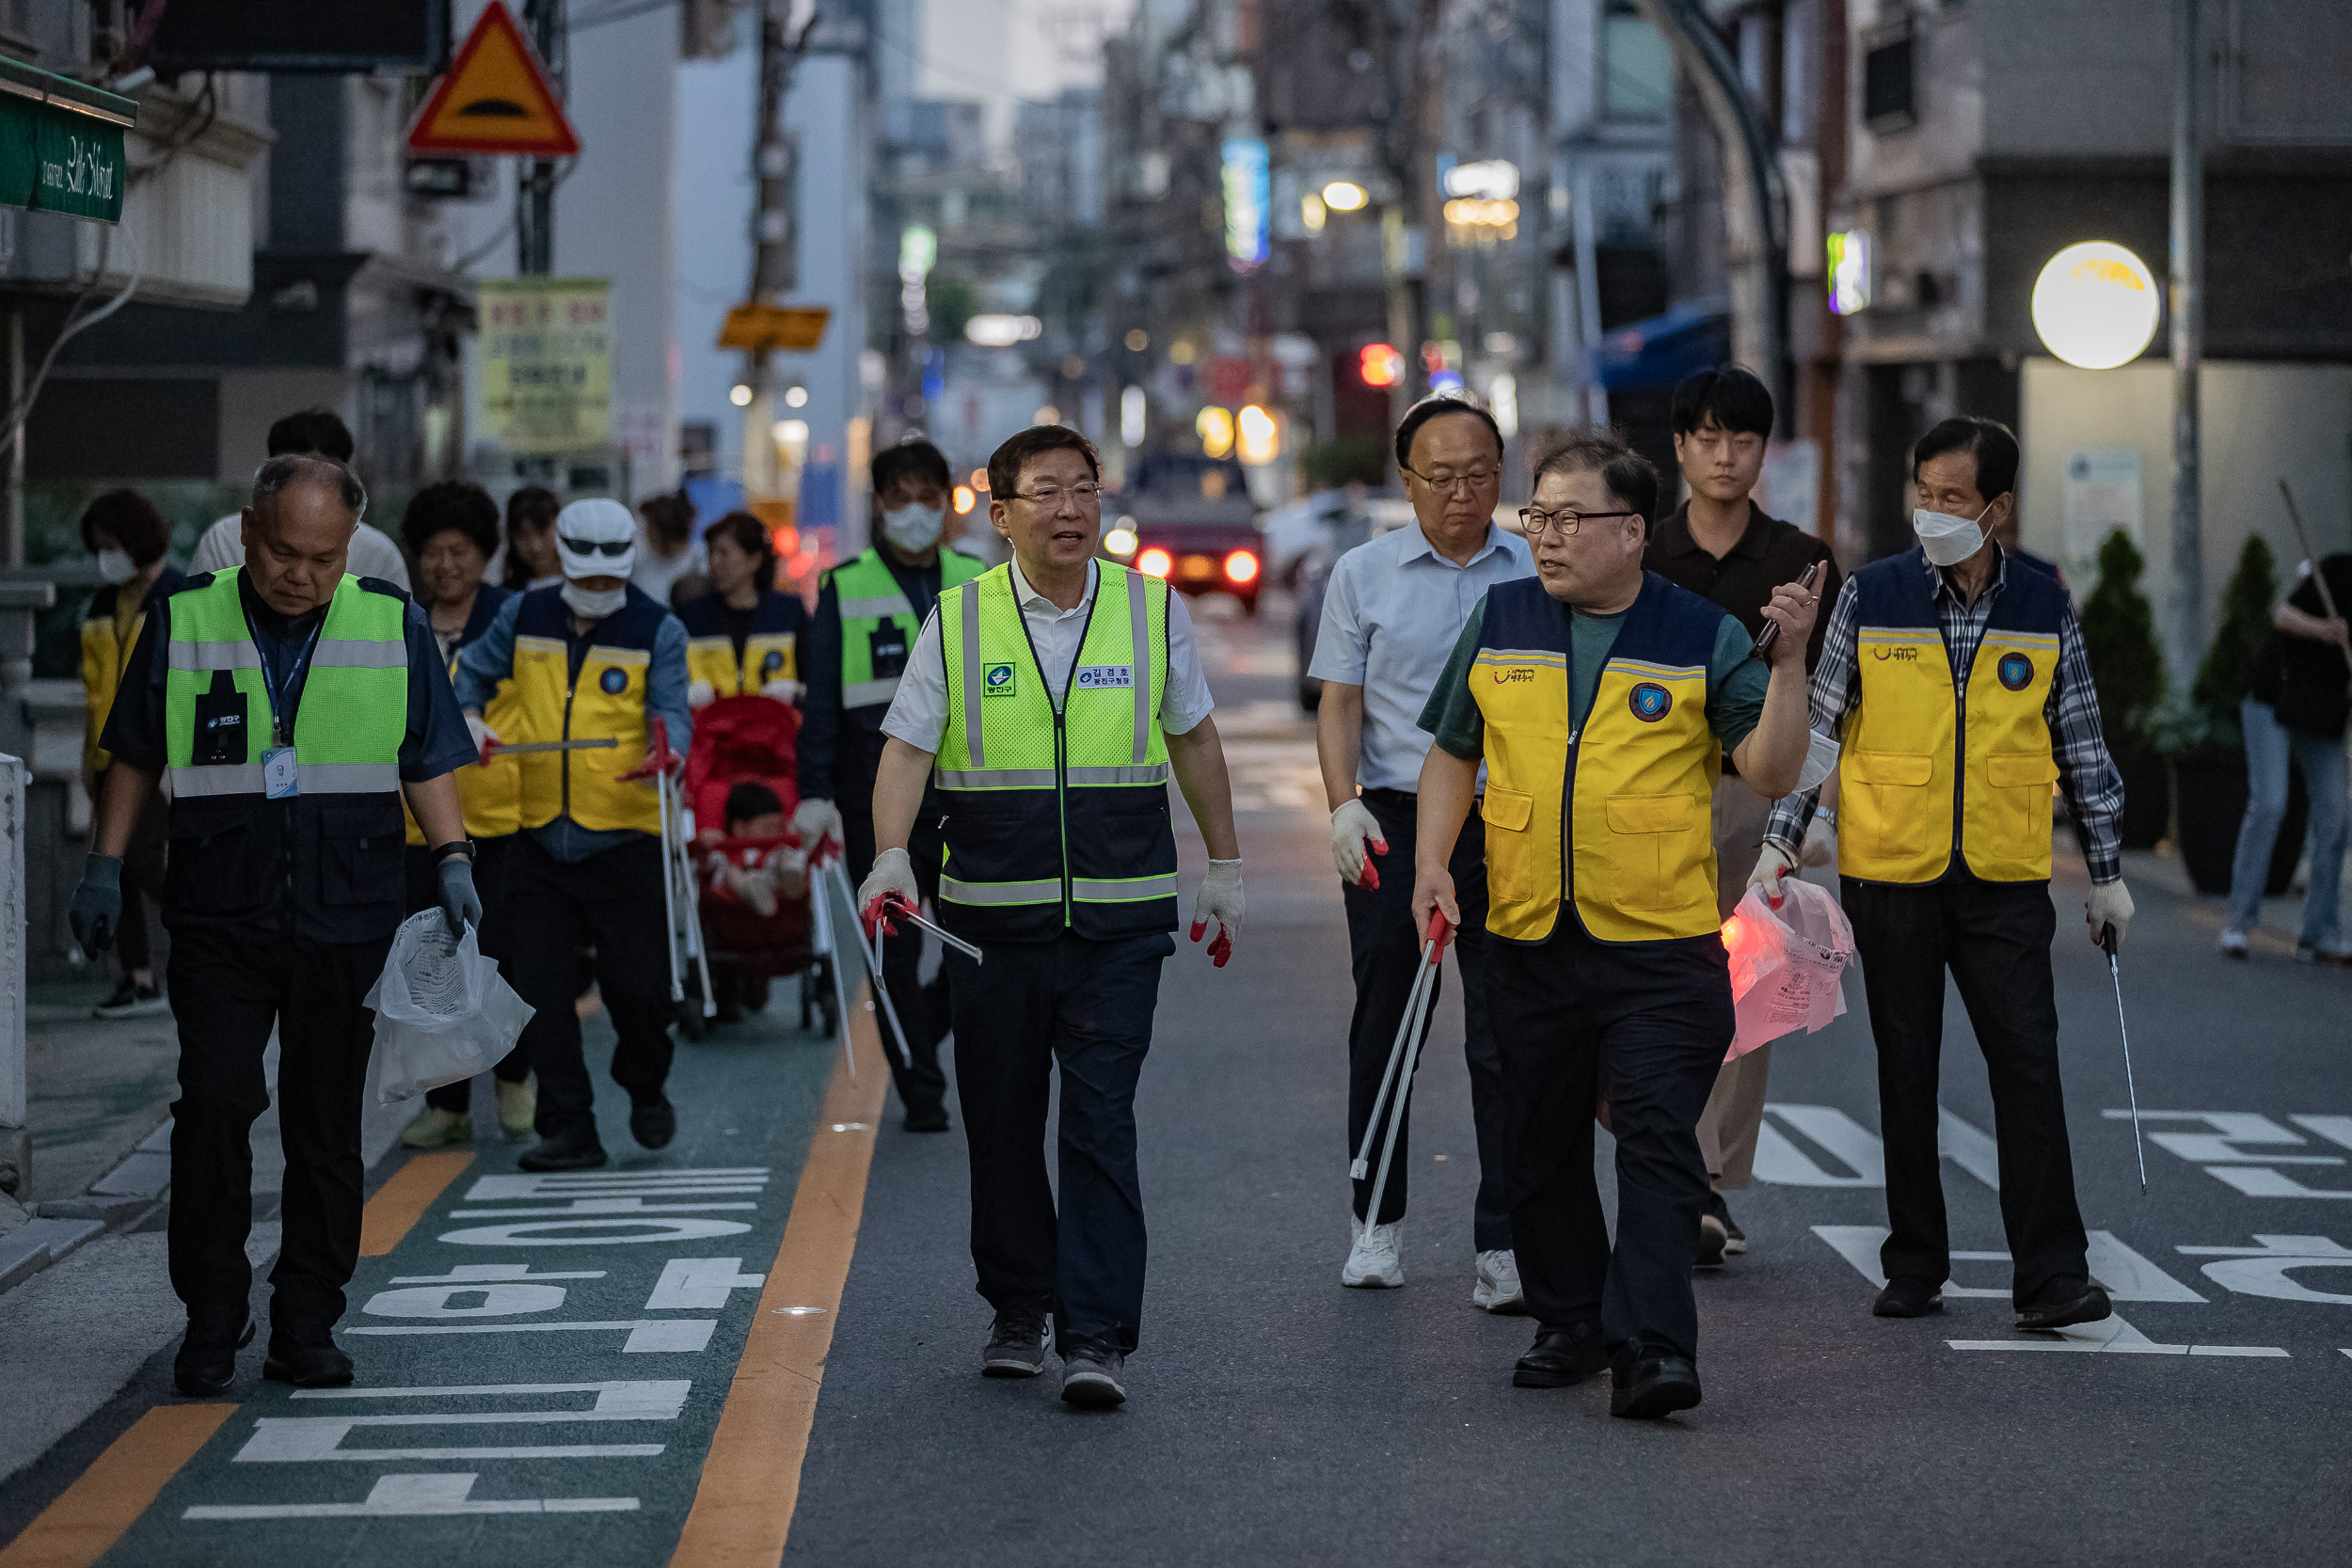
[
  {"x1": 2112, "y1": 738, "x2": 2169, "y2": 850},
  {"x1": 2171, "y1": 754, "x2": 2308, "y2": 897}
]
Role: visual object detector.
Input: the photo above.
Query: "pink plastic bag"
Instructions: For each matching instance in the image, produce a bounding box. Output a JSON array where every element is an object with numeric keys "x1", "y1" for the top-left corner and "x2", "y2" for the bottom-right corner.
[{"x1": 1723, "y1": 879, "x2": 1853, "y2": 1060}]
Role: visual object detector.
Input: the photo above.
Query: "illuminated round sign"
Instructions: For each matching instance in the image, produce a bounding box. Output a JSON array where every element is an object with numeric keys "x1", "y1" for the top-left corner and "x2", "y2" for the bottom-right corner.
[{"x1": 2031, "y1": 242, "x2": 2161, "y2": 370}]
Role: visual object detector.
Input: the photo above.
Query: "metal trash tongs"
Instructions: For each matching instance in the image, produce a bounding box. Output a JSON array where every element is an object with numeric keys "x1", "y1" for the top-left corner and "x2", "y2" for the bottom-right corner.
[
  {"x1": 1351, "y1": 910, "x2": 1452, "y2": 1233},
  {"x1": 2100, "y1": 922, "x2": 2149, "y2": 1195}
]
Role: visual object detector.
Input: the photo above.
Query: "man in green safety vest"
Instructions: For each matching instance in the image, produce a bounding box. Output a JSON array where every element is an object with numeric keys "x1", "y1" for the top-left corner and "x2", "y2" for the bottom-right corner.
[
  {"x1": 862, "y1": 425, "x2": 1244, "y2": 1410},
  {"x1": 795, "y1": 437, "x2": 986, "y2": 1130},
  {"x1": 68, "y1": 454, "x2": 479, "y2": 1399}
]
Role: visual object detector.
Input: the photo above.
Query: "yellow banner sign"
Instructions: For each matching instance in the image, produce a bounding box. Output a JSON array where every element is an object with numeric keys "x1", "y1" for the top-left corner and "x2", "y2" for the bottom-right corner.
[
  {"x1": 480, "y1": 277, "x2": 611, "y2": 454},
  {"x1": 717, "y1": 303, "x2": 829, "y2": 353}
]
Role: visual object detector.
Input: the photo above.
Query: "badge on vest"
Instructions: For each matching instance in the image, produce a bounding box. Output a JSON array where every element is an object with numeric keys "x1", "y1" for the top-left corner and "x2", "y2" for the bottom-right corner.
[
  {"x1": 1073, "y1": 665, "x2": 1133, "y2": 689},
  {"x1": 599, "y1": 667, "x2": 629, "y2": 695},
  {"x1": 1629, "y1": 681, "x2": 1674, "y2": 721},
  {"x1": 192, "y1": 675, "x2": 246, "y2": 767},
  {"x1": 761, "y1": 650, "x2": 786, "y2": 675},
  {"x1": 1996, "y1": 651, "x2": 2034, "y2": 691},
  {"x1": 262, "y1": 747, "x2": 299, "y2": 799},
  {"x1": 982, "y1": 661, "x2": 1017, "y2": 697}
]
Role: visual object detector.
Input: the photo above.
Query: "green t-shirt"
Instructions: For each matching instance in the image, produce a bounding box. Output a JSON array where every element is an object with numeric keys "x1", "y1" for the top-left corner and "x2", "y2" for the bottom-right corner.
[{"x1": 1419, "y1": 598, "x2": 1768, "y2": 760}]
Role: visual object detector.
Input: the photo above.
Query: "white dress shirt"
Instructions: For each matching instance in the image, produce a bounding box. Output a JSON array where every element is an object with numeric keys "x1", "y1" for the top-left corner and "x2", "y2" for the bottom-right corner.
[
  {"x1": 1307, "y1": 518, "x2": 1534, "y2": 791},
  {"x1": 189, "y1": 512, "x2": 413, "y2": 592},
  {"x1": 881, "y1": 557, "x2": 1216, "y2": 751}
]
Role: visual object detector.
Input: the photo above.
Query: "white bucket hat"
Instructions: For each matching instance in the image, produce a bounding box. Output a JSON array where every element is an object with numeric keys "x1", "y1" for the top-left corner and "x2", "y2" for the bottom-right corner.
[{"x1": 555, "y1": 498, "x2": 637, "y2": 579}]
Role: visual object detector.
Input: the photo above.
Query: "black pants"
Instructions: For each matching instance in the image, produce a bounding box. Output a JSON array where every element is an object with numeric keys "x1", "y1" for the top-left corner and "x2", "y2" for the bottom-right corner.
[
  {"x1": 506, "y1": 832, "x2": 676, "y2": 1142},
  {"x1": 404, "y1": 835, "x2": 528, "y2": 1114},
  {"x1": 166, "y1": 922, "x2": 390, "y2": 1334},
  {"x1": 1485, "y1": 926, "x2": 1733, "y2": 1360},
  {"x1": 950, "y1": 928, "x2": 1172, "y2": 1354},
  {"x1": 842, "y1": 800, "x2": 949, "y2": 1121},
  {"x1": 1343, "y1": 789, "x2": 1510, "y2": 1251},
  {"x1": 1844, "y1": 873, "x2": 2090, "y2": 1304}
]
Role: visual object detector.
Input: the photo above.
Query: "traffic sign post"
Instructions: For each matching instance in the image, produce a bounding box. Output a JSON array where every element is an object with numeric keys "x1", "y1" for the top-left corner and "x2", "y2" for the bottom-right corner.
[{"x1": 405, "y1": 0, "x2": 578, "y2": 277}]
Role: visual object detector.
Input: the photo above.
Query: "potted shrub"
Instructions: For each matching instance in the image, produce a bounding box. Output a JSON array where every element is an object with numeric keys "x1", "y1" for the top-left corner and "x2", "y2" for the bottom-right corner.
[
  {"x1": 2163, "y1": 534, "x2": 2307, "y2": 895},
  {"x1": 2078, "y1": 531, "x2": 2169, "y2": 847}
]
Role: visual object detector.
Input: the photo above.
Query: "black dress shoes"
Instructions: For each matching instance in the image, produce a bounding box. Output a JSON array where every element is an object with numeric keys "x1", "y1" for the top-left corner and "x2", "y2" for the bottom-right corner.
[
  {"x1": 1873, "y1": 1275, "x2": 1945, "y2": 1318},
  {"x1": 518, "y1": 1125, "x2": 609, "y2": 1171},
  {"x1": 630, "y1": 1096, "x2": 677, "y2": 1149},
  {"x1": 263, "y1": 1329, "x2": 354, "y2": 1388},
  {"x1": 2015, "y1": 1280, "x2": 2112, "y2": 1331},
  {"x1": 173, "y1": 1317, "x2": 253, "y2": 1398},
  {"x1": 1513, "y1": 1322, "x2": 1610, "y2": 1388},
  {"x1": 1610, "y1": 1345, "x2": 1703, "y2": 1418}
]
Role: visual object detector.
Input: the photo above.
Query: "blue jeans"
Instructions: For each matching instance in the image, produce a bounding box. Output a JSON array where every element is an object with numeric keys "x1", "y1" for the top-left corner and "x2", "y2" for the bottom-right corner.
[{"x1": 2229, "y1": 697, "x2": 2348, "y2": 948}]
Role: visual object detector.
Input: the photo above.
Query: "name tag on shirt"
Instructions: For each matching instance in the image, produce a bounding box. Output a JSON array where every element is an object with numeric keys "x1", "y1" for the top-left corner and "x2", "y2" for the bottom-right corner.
[
  {"x1": 263, "y1": 747, "x2": 299, "y2": 799},
  {"x1": 1073, "y1": 665, "x2": 1133, "y2": 690}
]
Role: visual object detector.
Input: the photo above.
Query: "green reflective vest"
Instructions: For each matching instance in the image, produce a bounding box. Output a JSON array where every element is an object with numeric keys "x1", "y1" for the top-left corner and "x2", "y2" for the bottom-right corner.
[
  {"x1": 934, "y1": 562, "x2": 1177, "y2": 941},
  {"x1": 831, "y1": 546, "x2": 987, "y2": 714}
]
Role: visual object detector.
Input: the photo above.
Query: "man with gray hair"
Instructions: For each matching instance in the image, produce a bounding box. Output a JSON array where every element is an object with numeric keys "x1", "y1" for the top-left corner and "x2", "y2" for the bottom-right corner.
[{"x1": 69, "y1": 453, "x2": 478, "y2": 1397}]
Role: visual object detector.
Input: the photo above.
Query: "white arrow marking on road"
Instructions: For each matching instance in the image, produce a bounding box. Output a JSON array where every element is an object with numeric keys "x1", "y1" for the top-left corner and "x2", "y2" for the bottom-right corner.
[
  {"x1": 185, "y1": 1473, "x2": 640, "y2": 1520},
  {"x1": 645, "y1": 1257, "x2": 768, "y2": 1310}
]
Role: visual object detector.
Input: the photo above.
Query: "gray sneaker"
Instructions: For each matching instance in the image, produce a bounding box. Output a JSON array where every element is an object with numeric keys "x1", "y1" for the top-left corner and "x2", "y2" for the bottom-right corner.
[
  {"x1": 981, "y1": 1308, "x2": 1049, "y2": 1378},
  {"x1": 1058, "y1": 1342, "x2": 1127, "y2": 1408}
]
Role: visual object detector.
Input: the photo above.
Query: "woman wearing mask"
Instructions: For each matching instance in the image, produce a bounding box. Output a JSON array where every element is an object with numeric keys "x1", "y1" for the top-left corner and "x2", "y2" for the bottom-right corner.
[
  {"x1": 395, "y1": 483, "x2": 537, "y2": 1148},
  {"x1": 500, "y1": 485, "x2": 564, "y2": 592},
  {"x1": 676, "y1": 511, "x2": 806, "y2": 706},
  {"x1": 76, "y1": 490, "x2": 183, "y2": 1018}
]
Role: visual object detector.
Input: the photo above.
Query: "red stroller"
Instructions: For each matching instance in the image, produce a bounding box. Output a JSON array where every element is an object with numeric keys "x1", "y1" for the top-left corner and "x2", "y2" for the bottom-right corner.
[{"x1": 670, "y1": 694, "x2": 840, "y2": 1039}]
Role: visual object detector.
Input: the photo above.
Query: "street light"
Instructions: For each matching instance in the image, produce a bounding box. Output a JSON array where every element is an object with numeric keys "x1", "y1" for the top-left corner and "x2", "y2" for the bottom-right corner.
[
  {"x1": 1197, "y1": 405, "x2": 1235, "y2": 459},
  {"x1": 1236, "y1": 404, "x2": 1279, "y2": 466},
  {"x1": 2031, "y1": 241, "x2": 2161, "y2": 370},
  {"x1": 728, "y1": 383, "x2": 755, "y2": 407},
  {"x1": 1321, "y1": 181, "x2": 1367, "y2": 213}
]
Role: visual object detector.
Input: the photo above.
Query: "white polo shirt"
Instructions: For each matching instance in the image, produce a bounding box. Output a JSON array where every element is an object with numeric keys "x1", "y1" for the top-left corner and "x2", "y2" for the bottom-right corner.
[
  {"x1": 881, "y1": 558, "x2": 1216, "y2": 751},
  {"x1": 188, "y1": 512, "x2": 412, "y2": 592}
]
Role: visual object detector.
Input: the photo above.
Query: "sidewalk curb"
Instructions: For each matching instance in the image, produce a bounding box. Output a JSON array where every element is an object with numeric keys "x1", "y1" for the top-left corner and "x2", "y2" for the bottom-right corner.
[{"x1": 0, "y1": 1118, "x2": 171, "y2": 1299}]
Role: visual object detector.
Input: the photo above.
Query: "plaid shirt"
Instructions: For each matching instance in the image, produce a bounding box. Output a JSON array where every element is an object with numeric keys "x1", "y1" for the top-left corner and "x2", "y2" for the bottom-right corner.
[{"x1": 1763, "y1": 550, "x2": 2125, "y2": 883}]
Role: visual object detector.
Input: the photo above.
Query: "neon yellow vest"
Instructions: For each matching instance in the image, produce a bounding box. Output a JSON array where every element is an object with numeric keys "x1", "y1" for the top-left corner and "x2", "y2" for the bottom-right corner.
[{"x1": 833, "y1": 546, "x2": 987, "y2": 712}]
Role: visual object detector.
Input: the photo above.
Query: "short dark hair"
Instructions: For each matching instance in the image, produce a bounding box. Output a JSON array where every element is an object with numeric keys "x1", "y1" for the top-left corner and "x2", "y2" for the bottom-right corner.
[
  {"x1": 502, "y1": 486, "x2": 561, "y2": 590},
  {"x1": 873, "y1": 437, "x2": 952, "y2": 498},
  {"x1": 400, "y1": 481, "x2": 501, "y2": 562},
  {"x1": 1393, "y1": 393, "x2": 1503, "y2": 471},
  {"x1": 703, "y1": 509, "x2": 778, "y2": 593},
  {"x1": 265, "y1": 408, "x2": 355, "y2": 463},
  {"x1": 1531, "y1": 433, "x2": 1661, "y2": 527},
  {"x1": 725, "y1": 781, "x2": 784, "y2": 828},
  {"x1": 1912, "y1": 416, "x2": 2019, "y2": 502},
  {"x1": 987, "y1": 425, "x2": 1100, "y2": 502},
  {"x1": 80, "y1": 488, "x2": 170, "y2": 565},
  {"x1": 253, "y1": 452, "x2": 368, "y2": 524},
  {"x1": 1670, "y1": 365, "x2": 1774, "y2": 438},
  {"x1": 641, "y1": 490, "x2": 695, "y2": 548}
]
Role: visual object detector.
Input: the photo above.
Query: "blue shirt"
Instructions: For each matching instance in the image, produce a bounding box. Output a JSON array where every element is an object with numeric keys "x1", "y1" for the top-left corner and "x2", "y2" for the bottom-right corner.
[
  {"x1": 1307, "y1": 518, "x2": 1534, "y2": 791},
  {"x1": 453, "y1": 593, "x2": 694, "y2": 862}
]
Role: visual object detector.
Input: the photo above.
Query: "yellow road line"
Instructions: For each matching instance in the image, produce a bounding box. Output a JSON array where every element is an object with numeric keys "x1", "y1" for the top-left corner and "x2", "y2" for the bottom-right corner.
[
  {"x1": 357, "y1": 1148, "x2": 473, "y2": 1257},
  {"x1": 0, "y1": 1404, "x2": 234, "y2": 1568},
  {"x1": 671, "y1": 982, "x2": 891, "y2": 1567}
]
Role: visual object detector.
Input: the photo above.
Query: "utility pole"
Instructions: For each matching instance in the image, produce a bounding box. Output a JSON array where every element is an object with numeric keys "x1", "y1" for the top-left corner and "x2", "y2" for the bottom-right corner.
[
  {"x1": 2168, "y1": 0, "x2": 2203, "y2": 677},
  {"x1": 1380, "y1": 0, "x2": 1443, "y2": 426},
  {"x1": 516, "y1": 0, "x2": 566, "y2": 276},
  {"x1": 742, "y1": 1, "x2": 810, "y2": 498}
]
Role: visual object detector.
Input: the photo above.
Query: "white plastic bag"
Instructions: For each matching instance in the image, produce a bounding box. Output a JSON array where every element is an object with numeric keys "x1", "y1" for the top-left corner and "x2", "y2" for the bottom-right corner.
[
  {"x1": 364, "y1": 910, "x2": 536, "y2": 1105},
  {"x1": 1724, "y1": 879, "x2": 1854, "y2": 1060}
]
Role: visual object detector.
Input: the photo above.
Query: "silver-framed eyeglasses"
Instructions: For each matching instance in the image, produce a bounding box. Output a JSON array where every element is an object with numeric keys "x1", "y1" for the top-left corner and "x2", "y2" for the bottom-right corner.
[
  {"x1": 1013, "y1": 483, "x2": 1104, "y2": 509},
  {"x1": 1518, "y1": 506, "x2": 1642, "y2": 539},
  {"x1": 1403, "y1": 466, "x2": 1501, "y2": 495}
]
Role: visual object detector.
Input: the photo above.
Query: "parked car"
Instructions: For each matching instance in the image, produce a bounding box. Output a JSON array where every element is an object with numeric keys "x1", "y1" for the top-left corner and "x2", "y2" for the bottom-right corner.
[
  {"x1": 1260, "y1": 486, "x2": 1355, "y2": 591},
  {"x1": 1104, "y1": 451, "x2": 1263, "y2": 614},
  {"x1": 1293, "y1": 498, "x2": 1416, "y2": 711}
]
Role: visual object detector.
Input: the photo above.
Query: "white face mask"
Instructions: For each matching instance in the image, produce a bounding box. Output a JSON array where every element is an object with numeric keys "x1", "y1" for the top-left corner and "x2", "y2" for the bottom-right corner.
[
  {"x1": 1912, "y1": 499, "x2": 1994, "y2": 567},
  {"x1": 95, "y1": 547, "x2": 137, "y2": 585},
  {"x1": 881, "y1": 501, "x2": 945, "y2": 553},
  {"x1": 562, "y1": 582, "x2": 628, "y2": 620}
]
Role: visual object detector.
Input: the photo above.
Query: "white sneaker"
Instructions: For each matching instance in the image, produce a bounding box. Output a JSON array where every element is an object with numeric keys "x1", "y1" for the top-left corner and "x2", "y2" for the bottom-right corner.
[
  {"x1": 1471, "y1": 1249, "x2": 1525, "y2": 1313},
  {"x1": 1342, "y1": 1214, "x2": 1405, "y2": 1288},
  {"x1": 2218, "y1": 929, "x2": 2249, "y2": 960}
]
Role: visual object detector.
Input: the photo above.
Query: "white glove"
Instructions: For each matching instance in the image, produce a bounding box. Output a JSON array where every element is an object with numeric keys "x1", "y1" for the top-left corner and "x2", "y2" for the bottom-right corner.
[
  {"x1": 1329, "y1": 799, "x2": 1386, "y2": 887},
  {"x1": 1190, "y1": 858, "x2": 1244, "y2": 967},
  {"x1": 1748, "y1": 842, "x2": 1799, "y2": 897},
  {"x1": 761, "y1": 677, "x2": 803, "y2": 704},
  {"x1": 466, "y1": 713, "x2": 498, "y2": 756},
  {"x1": 687, "y1": 678, "x2": 716, "y2": 709},
  {"x1": 1800, "y1": 813, "x2": 1837, "y2": 869},
  {"x1": 792, "y1": 797, "x2": 840, "y2": 850},
  {"x1": 2088, "y1": 878, "x2": 2135, "y2": 949},
  {"x1": 857, "y1": 847, "x2": 919, "y2": 936}
]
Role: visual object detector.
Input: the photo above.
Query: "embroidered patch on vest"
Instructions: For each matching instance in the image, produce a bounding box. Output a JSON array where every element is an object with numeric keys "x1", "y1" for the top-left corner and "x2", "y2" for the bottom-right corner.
[
  {"x1": 1629, "y1": 681, "x2": 1673, "y2": 721},
  {"x1": 1996, "y1": 651, "x2": 2033, "y2": 691},
  {"x1": 1073, "y1": 664, "x2": 1133, "y2": 689},
  {"x1": 600, "y1": 667, "x2": 629, "y2": 695},
  {"x1": 982, "y1": 661, "x2": 1017, "y2": 696}
]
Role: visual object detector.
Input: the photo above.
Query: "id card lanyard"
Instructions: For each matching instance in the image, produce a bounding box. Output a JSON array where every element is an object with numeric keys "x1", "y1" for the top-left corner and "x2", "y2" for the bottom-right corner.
[{"x1": 245, "y1": 605, "x2": 325, "y2": 800}]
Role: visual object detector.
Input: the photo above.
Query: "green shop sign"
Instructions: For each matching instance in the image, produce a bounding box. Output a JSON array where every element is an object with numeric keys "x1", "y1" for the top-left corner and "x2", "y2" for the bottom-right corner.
[{"x1": 0, "y1": 58, "x2": 133, "y2": 223}]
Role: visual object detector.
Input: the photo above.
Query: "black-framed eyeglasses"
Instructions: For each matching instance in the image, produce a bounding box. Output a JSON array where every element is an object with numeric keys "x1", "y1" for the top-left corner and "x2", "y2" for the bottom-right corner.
[
  {"x1": 1518, "y1": 507, "x2": 1641, "y2": 539},
  {"x1": 559, "y1": 535, "x2": 632, "y2": 558},
  {"x1": 1402, "y1": 465, "x2": 1501, "y2": 495}
]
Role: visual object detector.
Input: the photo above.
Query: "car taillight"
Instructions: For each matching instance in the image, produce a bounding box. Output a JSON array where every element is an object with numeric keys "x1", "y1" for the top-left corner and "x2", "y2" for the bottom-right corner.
[
  {"x1": 1224, "y1": 549, "x2": 1260, "y2": 584},
  {"x1": 1137, "y1": 547, "x2": 1173, "y2": 578}
]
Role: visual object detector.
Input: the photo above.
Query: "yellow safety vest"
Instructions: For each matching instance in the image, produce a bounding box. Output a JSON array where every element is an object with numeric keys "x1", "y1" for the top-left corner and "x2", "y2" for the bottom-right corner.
[{"x1": 508, "y1": 583, "x2": 674, "y2": 834}]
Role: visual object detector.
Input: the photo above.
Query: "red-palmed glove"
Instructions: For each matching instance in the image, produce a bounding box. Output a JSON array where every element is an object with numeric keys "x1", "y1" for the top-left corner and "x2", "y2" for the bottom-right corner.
[
  {"x1": 1329, "y1": 799, "x2": 1384, "y2": 889},
  {"x1": 858, "y1": 847, "x2": 918, "y2": 939},
  {"x1": 1188, "y1": 858, "x2": 1244, "y2": 968}
]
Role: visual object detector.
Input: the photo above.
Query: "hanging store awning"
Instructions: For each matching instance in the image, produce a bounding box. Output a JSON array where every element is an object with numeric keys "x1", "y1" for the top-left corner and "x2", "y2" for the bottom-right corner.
[{"x1": 0, "y1": 58, "x2": 134, "y2": 223}]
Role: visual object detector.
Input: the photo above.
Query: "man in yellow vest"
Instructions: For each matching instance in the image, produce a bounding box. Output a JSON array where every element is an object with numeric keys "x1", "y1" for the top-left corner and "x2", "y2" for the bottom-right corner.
[
  {"x1": 68, "y1": 454, "x2": 478, "y2": 1396},
  {"x1": 796, "y1": 437, "x2": 987, "y2": 1129},
  {"x1": 453, "y1": 499, "x2": 695, "y2": 1173},
  {"x1": 1412, "y1": 436, "x2": 1819, "y2": 1418},
  {"x1": 862, "y1": 425, "x2": 1243, "y2": 1409},
  {"x1": 1756, "y1": 417, "x2": 2134, "y2": 1332}
]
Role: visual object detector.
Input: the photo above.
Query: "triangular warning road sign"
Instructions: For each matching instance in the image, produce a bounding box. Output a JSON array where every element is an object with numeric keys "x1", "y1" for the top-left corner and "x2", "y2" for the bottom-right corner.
[{"x1": 407, "y1": 1, "x2": 580, "y2": 158}]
